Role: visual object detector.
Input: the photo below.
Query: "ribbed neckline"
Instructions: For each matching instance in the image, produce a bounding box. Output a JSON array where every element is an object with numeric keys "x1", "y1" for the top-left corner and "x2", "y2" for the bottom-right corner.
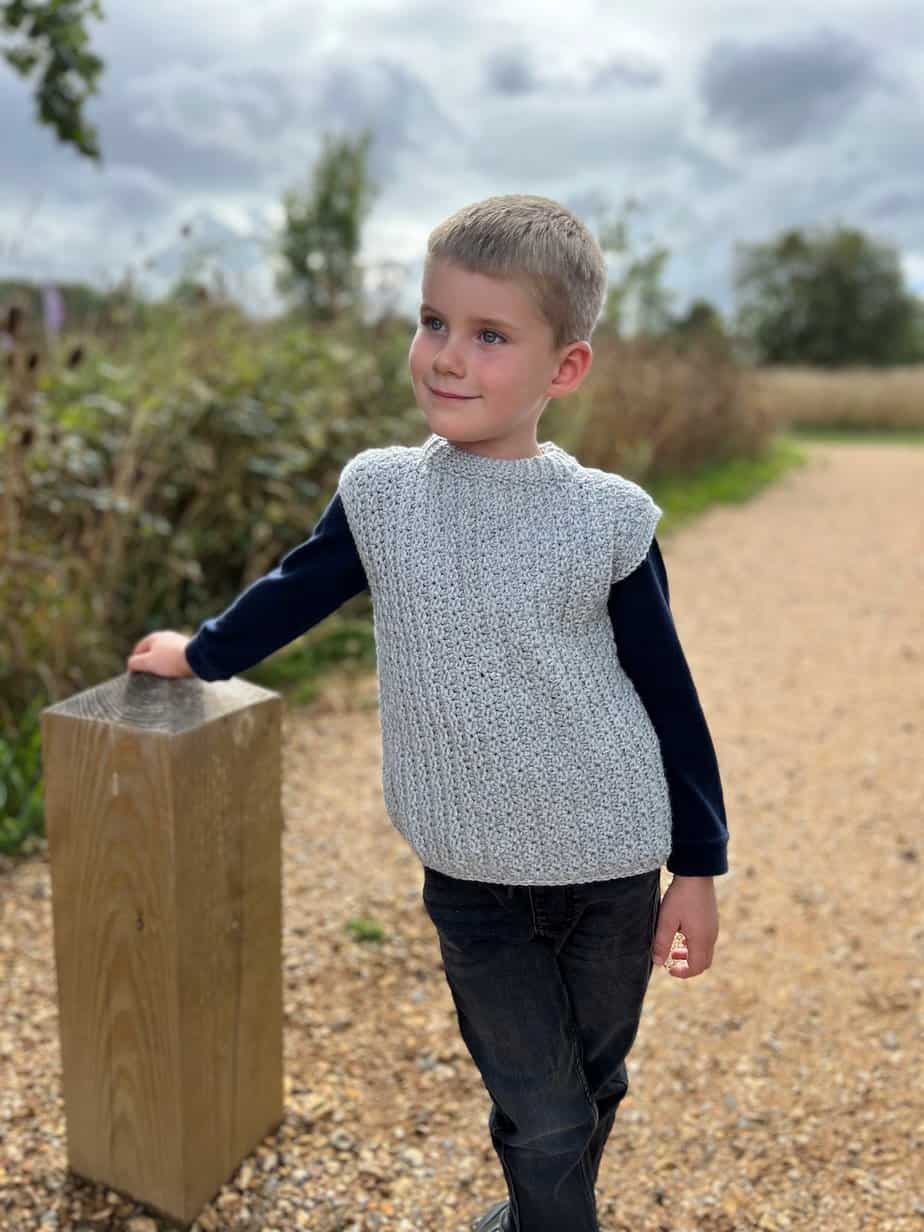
[{"x1": 420, "y1": 432, "x2": 578, "y2": 483}]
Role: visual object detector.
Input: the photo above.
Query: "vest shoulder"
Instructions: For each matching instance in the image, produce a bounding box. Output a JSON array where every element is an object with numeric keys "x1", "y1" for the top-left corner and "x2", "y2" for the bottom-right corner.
[
  {"x1": 570, "y1": 463, "x2": 661, "y2": 516},
  {"x1": 339, "y1": 444, "x2": 422, "y2": 489}
]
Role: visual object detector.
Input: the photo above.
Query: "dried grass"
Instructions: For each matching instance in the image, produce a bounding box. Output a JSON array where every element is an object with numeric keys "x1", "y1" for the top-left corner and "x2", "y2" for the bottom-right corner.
[{"x1": 744, "y1": 364, "x2": 924, "y2": 430}]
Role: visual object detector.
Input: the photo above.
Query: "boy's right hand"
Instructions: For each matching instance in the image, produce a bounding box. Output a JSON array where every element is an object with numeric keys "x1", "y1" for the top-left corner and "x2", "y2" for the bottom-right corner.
[{"x1": 126, "y1": 631, "x2": 196, "y2": 678}]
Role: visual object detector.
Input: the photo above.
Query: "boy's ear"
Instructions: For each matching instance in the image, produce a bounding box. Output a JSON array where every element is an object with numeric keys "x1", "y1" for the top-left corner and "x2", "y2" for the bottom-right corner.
[{"x1": 546, "y1": 341, "x2": 593, "y2": 399}]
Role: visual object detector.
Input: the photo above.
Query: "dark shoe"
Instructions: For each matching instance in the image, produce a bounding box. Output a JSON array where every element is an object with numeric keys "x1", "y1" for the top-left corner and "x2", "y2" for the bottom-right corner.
[{"x1": 471, "y1": 1198, "x2": 512, "y2": 1231}]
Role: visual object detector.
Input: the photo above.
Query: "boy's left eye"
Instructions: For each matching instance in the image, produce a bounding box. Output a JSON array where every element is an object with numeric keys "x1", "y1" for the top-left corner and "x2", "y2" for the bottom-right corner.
[{"x1": 419, "y1": 315, "x2": 506, "y2": 345}]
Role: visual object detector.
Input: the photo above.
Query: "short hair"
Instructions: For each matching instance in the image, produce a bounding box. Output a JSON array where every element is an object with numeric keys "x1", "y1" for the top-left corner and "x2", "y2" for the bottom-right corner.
[{"x1": 424, "y1": 194, "x2": 609, "y2": 350}]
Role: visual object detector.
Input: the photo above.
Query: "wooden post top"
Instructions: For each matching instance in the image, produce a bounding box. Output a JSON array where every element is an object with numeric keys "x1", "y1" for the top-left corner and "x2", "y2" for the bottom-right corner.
[{"x1": 41, "y1": 671, "x2": 281, "y2": 734}]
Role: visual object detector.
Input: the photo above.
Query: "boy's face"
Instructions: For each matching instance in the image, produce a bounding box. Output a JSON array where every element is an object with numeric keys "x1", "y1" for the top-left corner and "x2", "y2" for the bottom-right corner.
[{"x1": 409, "y1": 258, "x2": 591, "y2": 457}]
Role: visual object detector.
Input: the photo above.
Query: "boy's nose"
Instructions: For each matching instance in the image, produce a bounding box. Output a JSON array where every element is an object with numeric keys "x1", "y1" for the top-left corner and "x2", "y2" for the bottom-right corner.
[
  {"x1": 434, "y1": 361, "x2": 465, "y2": 380},
  {"x1": 434, "y1": 347, "x2": 464, "y2": 369},
  {"x1": 433, "y1": 337, "x2": 465, "y2": 365}
]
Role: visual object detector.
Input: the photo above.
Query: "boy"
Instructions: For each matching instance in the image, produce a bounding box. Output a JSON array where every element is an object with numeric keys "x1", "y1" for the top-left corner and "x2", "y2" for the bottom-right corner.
[{"x1": 127, "y1": 193, "x2": 729, "y2": 1232}]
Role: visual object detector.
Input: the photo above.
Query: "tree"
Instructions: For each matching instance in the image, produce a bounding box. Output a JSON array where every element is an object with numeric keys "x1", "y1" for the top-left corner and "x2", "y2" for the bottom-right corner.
[
  {"x1": 733, "y1": 223, "x2": 919, "y2": 367},
  {"x1": 272, "y1": 128, "x2": 380, "y2": 324},
  {"x1": 1, "y1": 0, "x2": 105, "y2": 161},
  {"x1": 591, "y1": 196, "x2": 676, "y2": 339},
  {"x1": 667, "y1": 298, "x2": 731, "y2": 355},
  {"x1": 672, "y1": 298, "x2": 724, "y2": 335},
  {"x1": 908, "y1": 297, "x2": 924, "y2": 360}
]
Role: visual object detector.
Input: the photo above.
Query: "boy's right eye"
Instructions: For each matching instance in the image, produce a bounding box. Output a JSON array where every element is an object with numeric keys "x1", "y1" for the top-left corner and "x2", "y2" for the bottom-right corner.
[{"x1": 419, "y1": 314, "x2": 507, "y2": 346}]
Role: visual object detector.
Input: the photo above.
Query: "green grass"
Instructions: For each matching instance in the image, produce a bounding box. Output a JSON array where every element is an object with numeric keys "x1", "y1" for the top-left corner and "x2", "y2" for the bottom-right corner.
[
  {"x1": 346, "y1": 916, "x2": 386, "y2": 943},
  {"x1": 785, "y1": 423, "x2": 924, "y2": 445},
  {"x1": 648, "y1": 422, "x2": 924, "y2": 540},
  {"x1": 237, "y1": 616, "x2": 377, "y2": 705},
  {"x1": 648, "y1": 433, "x2": 810, "y2": 537}
]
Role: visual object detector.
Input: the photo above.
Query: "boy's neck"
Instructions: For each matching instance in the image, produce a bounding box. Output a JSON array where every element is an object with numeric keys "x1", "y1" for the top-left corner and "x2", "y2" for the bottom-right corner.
[{"x1": 440, "y1": 429, "x2": 543, "y2": 462}]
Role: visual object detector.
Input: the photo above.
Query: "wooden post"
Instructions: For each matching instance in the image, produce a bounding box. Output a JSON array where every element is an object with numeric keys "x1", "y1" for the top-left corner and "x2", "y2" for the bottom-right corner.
[{"x1": 39, "y1": 670, "x2": 285, "y2": 1228}]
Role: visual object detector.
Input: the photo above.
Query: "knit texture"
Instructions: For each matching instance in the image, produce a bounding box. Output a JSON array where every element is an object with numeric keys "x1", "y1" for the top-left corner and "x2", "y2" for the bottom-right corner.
[{"x1": 337, "y1": 432, "x2": 673, "y2": 885}]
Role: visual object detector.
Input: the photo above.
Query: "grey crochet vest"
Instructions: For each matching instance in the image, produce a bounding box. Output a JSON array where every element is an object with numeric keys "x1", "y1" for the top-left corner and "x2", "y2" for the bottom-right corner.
[{"x1": 338, "y1": 432, "x2": 672, "y2": 885}]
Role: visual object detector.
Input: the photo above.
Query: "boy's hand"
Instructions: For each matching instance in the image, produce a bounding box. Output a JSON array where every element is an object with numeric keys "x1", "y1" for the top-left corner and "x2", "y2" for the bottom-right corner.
[
  {"x1": 126, "y1": 631, "x2": 196, "y2": 678},
  {"x1": 651, "y1": 874, "x2": 718, "y2": 978}
]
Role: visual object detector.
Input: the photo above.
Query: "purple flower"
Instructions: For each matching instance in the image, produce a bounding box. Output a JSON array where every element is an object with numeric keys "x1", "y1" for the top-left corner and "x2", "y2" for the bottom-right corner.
[{"x1": 42, "y1": 284, "x2": 66, "y2": 337}]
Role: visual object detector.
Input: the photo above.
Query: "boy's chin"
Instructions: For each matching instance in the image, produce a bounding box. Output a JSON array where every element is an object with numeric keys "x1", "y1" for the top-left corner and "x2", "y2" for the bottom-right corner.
[{"x1": 423, "y1": 410, "x2": 482, "y2": 437}]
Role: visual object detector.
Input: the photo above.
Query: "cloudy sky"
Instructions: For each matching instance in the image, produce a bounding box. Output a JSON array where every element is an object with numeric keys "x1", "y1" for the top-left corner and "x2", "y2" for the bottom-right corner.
[{"x1": 2, "y1": 0, "x2": 923, "y2": 323}]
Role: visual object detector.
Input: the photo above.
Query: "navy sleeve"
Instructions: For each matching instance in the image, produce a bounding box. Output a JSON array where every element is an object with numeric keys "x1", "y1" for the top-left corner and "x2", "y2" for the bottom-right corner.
[
  {"x1": 607, "y1": 537, "x2": 730, "y2": 877},
  {"x1": 184, "y1": 488, "x2": 369, "y2": 681}
]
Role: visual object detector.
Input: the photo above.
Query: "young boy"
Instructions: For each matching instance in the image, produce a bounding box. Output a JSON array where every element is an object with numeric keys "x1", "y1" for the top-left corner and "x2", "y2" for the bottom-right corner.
[{"x1": 127, "y1": 193, "x2": 729, "y2": 1232}]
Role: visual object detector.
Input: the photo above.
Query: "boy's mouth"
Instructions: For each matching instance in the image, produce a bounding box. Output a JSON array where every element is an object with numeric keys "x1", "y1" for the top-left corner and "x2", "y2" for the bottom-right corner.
[{"x1": 428, "y1": 385, "x2": 477, "y2": 400}]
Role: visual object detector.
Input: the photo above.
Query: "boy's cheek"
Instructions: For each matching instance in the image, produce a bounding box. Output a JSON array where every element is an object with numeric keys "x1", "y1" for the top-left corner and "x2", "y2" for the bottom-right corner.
[{"x1": 408, "y1": 338, "x2": 430, "y2": 373}]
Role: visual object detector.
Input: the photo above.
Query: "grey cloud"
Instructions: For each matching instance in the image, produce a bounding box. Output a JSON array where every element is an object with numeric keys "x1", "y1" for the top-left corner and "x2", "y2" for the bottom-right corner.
[
  {"x1": 869, "y1": 185, "x2": 924, "y2": 219},
  {"x1": 700, "y1": 27, "x2": 880, "y2": 150},
  {"x1": 94, "y1": 131, "x2": 265, "y2": 196},
  {"x1": 483, "y1": 48, "x2": 663, "y2": 100},
  {"x1": 675, "y1": 143, "x2": 739, "y2": 194},
  {"x1": 2, "y1": 51, "x2": 461, "y2": 206},
  {"x1": 103, "y1": 166, "x2": 174, "y2": 217},
  {"x1": 484, "y1": 47, "x2": 539, "y2": 96},
  {"x1": 91, "y1": 3, "x2": 232, "y2": 78},
  {"x1": 361, "y1": 0, "x2": 489, "y2": 41},
  {"x1": 315, "y1": 58, "x2": 466, "y2": 166},
  {"x1": 589, "y1": 56, "x2": 663, "y2": 91},
  {"x1": 0, "y1": 39, "x2": 466, "y2": 309},
  {"x1": 0, "y1": 72, "x2": 88, "y2": 180},
  {"x1": 151, "y1": 66, "x2": 294, "y2": 142},
  {"x1": 468, "y1": 94, "x2": 733, "y2": 188},
  {"x1": 0, "y1": 63, "x2": 295, "y2": 195}
]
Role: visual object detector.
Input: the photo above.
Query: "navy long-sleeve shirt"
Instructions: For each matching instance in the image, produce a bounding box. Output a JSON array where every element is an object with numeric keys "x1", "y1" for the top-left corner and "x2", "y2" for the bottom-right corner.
[{"x1": 185, "y1": 489, "x2": 729, "y2": 877}]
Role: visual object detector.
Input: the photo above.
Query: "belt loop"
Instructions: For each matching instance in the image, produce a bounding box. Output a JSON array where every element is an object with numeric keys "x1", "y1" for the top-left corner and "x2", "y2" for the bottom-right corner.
[{"x1": 507, "y1": 884, "x2": 514, "y2": 899}]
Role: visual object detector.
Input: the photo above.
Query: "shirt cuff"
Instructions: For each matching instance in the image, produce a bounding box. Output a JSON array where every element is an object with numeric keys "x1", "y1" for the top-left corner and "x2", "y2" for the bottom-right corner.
[
  {"x1": 666, "y1": 839, "x2": 729, "y2": 877},
  {"x1": 183, "y1": 634, "x2": 227, "y2": 681}
]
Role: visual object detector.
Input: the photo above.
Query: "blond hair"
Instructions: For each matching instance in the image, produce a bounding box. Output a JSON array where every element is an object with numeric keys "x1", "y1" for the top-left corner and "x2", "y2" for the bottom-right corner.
[{"x1": 424, "y1": 194, "x2": 608, "y2": 350}]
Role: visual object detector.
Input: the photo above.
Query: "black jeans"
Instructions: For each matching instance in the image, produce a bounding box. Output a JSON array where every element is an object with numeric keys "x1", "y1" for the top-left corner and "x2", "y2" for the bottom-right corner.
[{"x1": 421, "y1": 864, "x2": 662, "y2": 1232}]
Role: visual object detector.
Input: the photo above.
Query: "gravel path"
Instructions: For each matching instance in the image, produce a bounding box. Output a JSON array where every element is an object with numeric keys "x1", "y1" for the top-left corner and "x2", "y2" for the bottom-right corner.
[{"x1": 2, "y1": 441, "x2": 922, "y2": 1232}]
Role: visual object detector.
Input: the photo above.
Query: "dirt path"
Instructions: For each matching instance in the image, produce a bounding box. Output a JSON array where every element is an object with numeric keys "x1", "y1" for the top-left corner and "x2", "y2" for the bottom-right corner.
[{"x1": 2, "y1": 441, "x2": 922, "y2": 1232}]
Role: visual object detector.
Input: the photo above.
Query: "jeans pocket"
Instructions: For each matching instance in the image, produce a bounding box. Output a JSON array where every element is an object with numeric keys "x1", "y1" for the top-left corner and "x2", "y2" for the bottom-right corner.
[
  {"x1": 422, "y1": 866, "x2": 512, "y2": 951},
  {"x1": 423, "y1": 865, "x2": 508, "y2": 904},
  {"x1": 577, "y1": 869, "x2": 661, "y2": 956}
]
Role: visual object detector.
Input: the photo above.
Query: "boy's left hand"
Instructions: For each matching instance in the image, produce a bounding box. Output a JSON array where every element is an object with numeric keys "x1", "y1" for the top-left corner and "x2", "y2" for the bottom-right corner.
[{"x1": 651, "y1": 874, "x2": 719, "y2": 978}]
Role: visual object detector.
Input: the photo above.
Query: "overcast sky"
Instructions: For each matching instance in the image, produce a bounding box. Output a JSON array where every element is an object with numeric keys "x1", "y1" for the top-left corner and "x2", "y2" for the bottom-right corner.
[{"x1": 2, "y1": 0, "x2": 923, "y2": 323}]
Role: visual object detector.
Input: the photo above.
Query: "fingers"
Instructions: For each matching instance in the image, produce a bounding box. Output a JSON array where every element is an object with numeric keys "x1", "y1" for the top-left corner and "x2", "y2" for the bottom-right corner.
[
  {"x1": 127, "y1": 634, "x2": 155, "y2": 670},
  {"x1": 126, "y1": 646, "x2": 153, "y2": 671},
  {"x1": 665, "y1": 941, "x2": 690, "y2": 976},
  {"x1": 651, "y1": 926, "x2": 684, "y2": 968},
  {"x1": 652, "y1": 930, "x2": 711, "y2": 978},
  {"x1": 663, "y1": 940, "x2": 715, "y2": 978}
]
